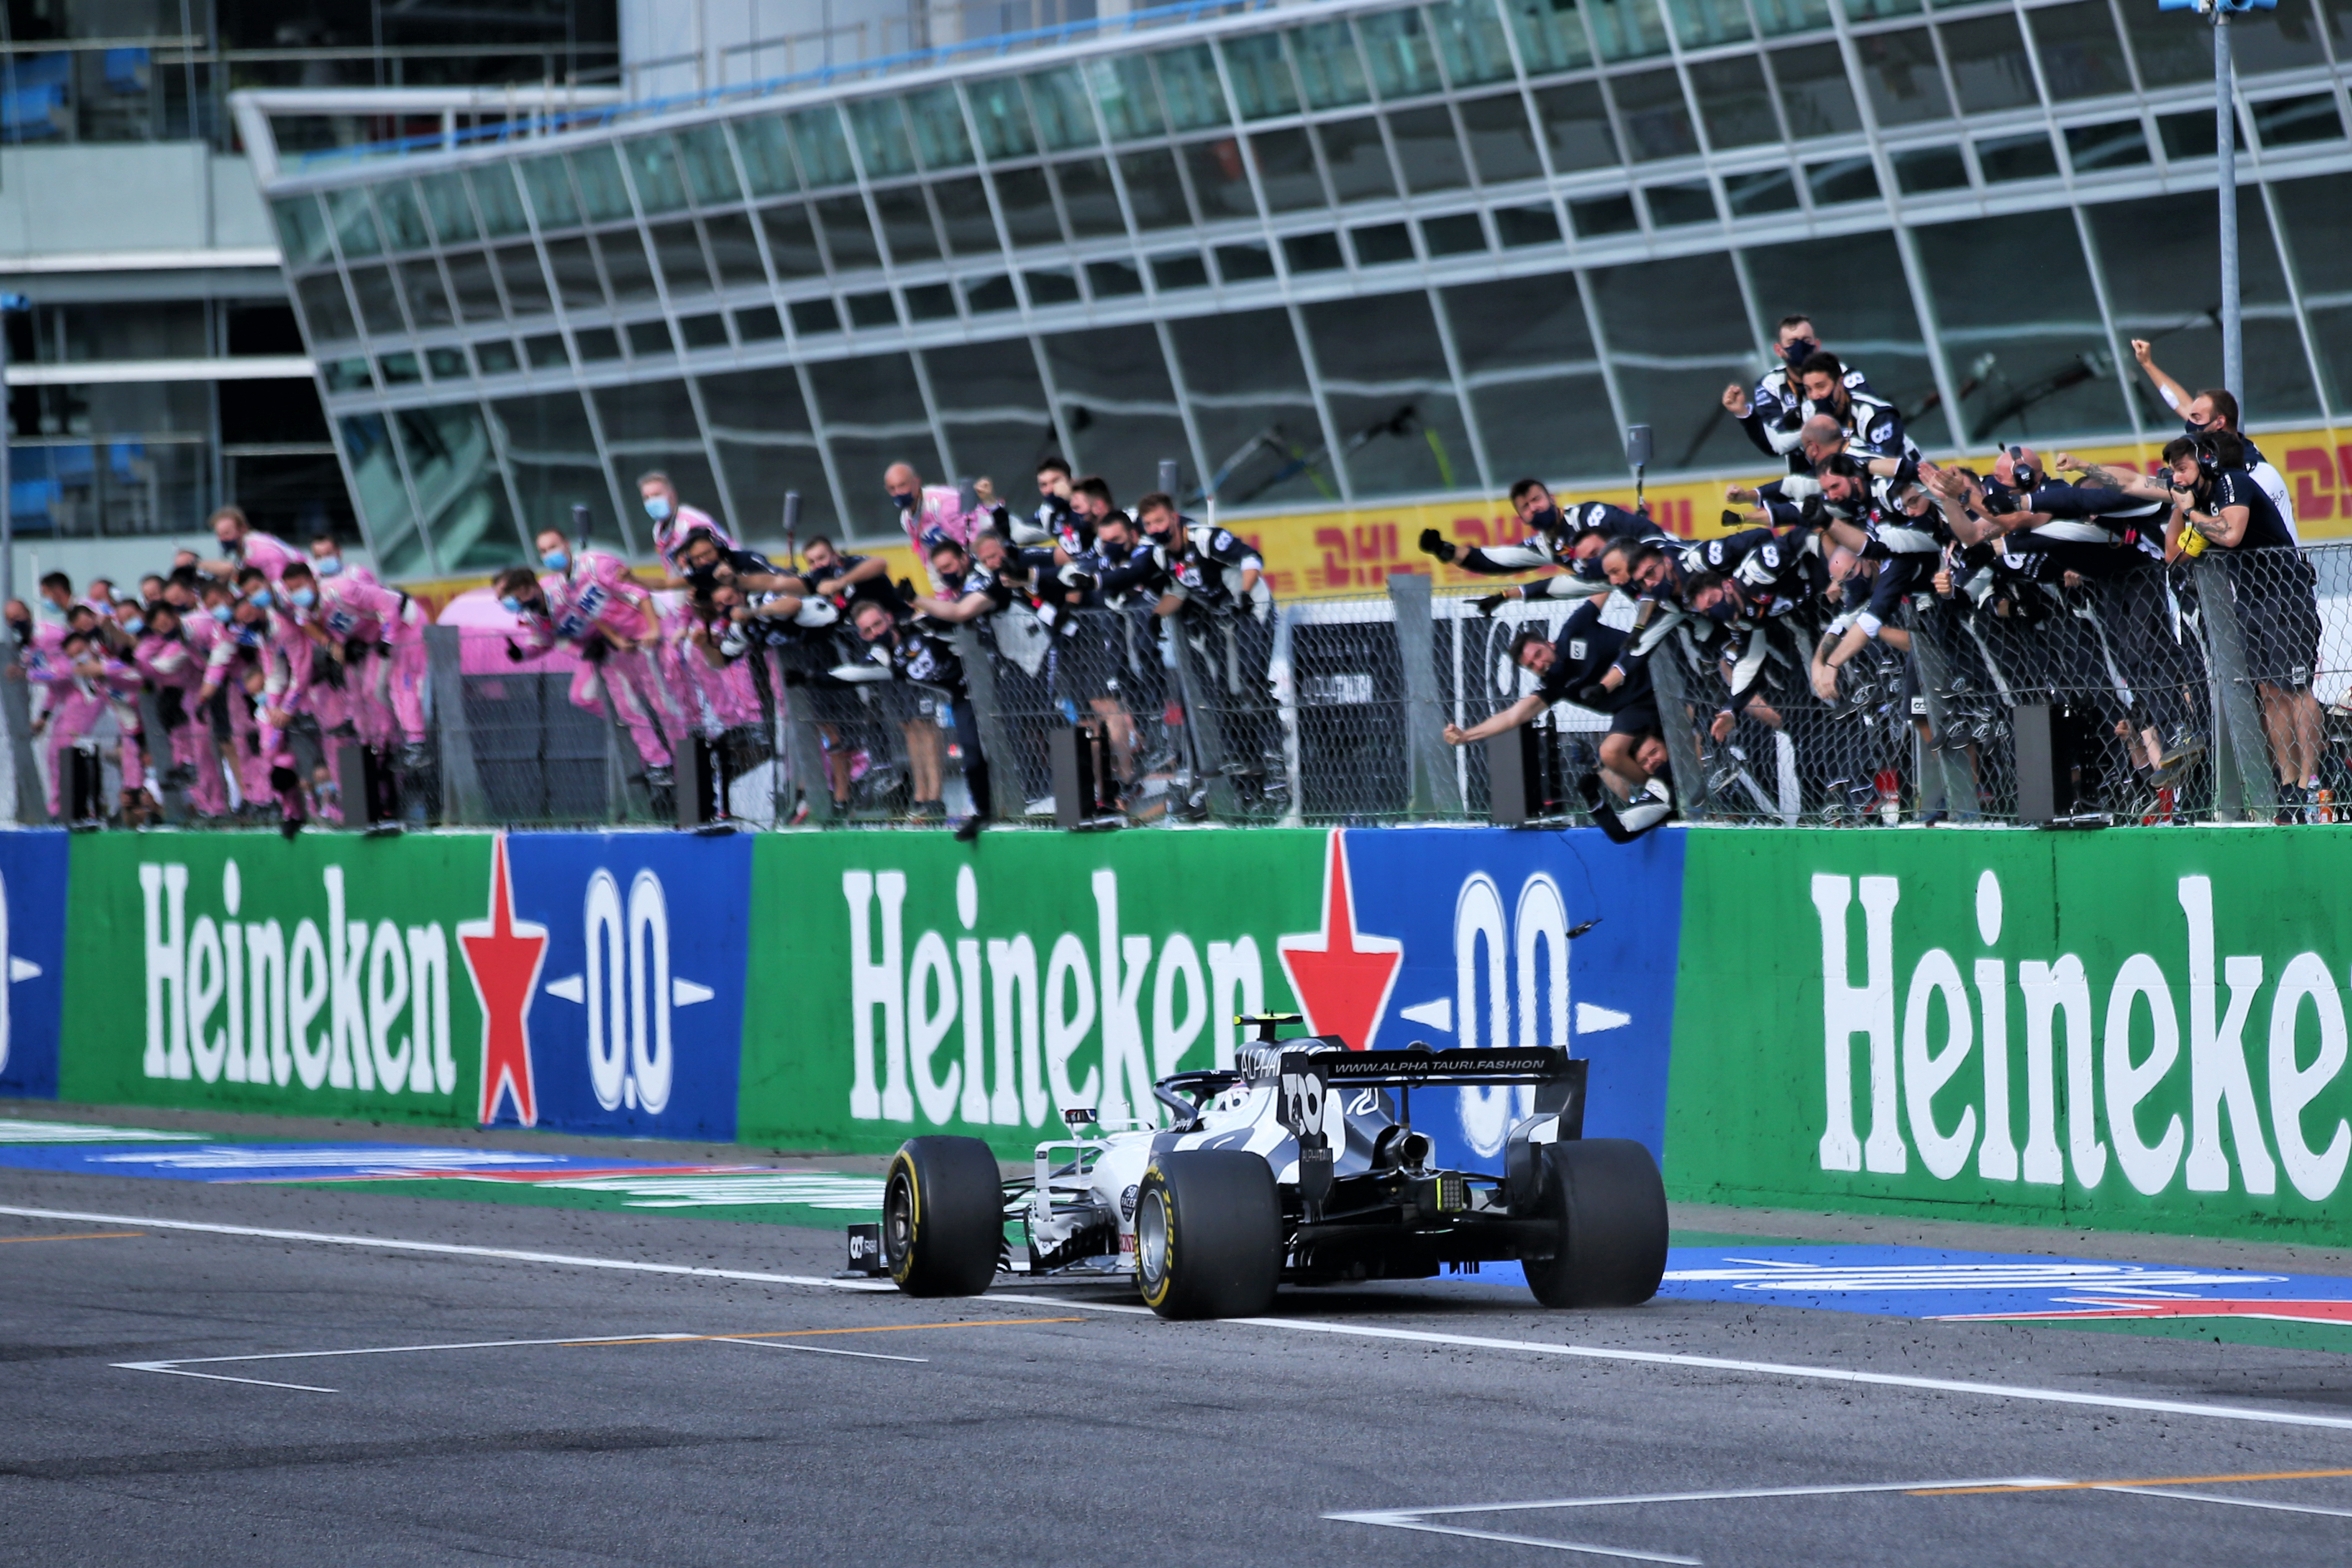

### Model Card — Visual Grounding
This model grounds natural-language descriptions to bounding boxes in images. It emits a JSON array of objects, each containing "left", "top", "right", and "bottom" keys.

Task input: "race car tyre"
[
  {"left": 884, "top": 1136, "right": 1003, "bottom": 1297},
  {"left": 1133, "top": 1151, "right": 1283, "bottom": 1320},
  {"left": 1523, "top": 1138, "right": 1668, "bottom": 1309}
]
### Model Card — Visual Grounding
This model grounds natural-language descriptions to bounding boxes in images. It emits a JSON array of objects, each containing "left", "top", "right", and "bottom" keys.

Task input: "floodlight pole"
[{"left": 2213, "top": 5, "right": 2242, "bottom": 400}]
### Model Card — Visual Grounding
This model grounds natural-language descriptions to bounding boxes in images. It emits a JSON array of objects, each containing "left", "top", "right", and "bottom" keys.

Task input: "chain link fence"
[{"left": 13, "top": 541, "right": 2352, "bottom": 830}]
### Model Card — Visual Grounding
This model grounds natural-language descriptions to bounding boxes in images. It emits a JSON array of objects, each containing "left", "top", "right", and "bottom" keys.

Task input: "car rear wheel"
[
  {"left": 1523, "top": 1138, "right": 1668, "bottom": 1308},
  {"left": 883, "top": 1135, "right": 1003, "bottom": 1297},
  {"left": 1133, "top": 1150, "right": 1284, "bottom": 1320}
]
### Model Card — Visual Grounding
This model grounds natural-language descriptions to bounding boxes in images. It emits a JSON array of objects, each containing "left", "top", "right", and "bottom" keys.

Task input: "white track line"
[
  {"left": 17, "top": 1201, "right": 2352, "bottom": 1434},
  {"left": 114, "top": 1364, "right": 339, "bottom": 1394},
  {"left": 715, "top": 1337, "right": 926, "bottom": 1364},
  {"left": 1333, "top": 1518, "right": 1700, "bottom": 1562},
  {"left": 2101, "top": 1485, "right": 2352, "bottom": 1520},
  {"left": 1332, "top": 1478, "right": 2055, "bottom": 1521}
]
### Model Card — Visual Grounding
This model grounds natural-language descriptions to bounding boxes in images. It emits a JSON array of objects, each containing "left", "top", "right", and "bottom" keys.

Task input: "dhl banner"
[{"left": 401, "top": 422, "right": 2352, "bottom": 611}]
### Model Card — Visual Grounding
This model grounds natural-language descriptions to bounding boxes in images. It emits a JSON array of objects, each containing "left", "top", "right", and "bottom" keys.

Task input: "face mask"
[
  {"left": 500, "top": 596, "right": 525, "bottom": 615},
  {"left": 209, "top": 604, "right": 233, "bottom": 623},
  {"left": 1781, "top": 336, "right": 1817, "bottom": 368},
  {"left": 123, "top": 617, "right": 145, "bottom": 636},
  {"left": 250, "top": 589, "right": 273, "bottom": 609},
  {"left": 542, "top": 549, "right": 570, "bottom": 572},
  {"left": 1530, "top": 505, "right": 1563, "bottom": 533},
  {"left": 315, "top": 556, "right": 343, "bottom": 576},
  {"left": 643, "top": 496, "right": 672, "bottom": 523},
  {"left": 891, "top": 491, "right": 917, "bottom": 512},
  {"left": 2184, "top": 415, "right": 2215, "bottom": 435},
  {"left": 1702, "top": 599, "right": 1739, "bottom": 624},
  {"left": 289, "top": 588, "right": 315, "bottom": 609}
]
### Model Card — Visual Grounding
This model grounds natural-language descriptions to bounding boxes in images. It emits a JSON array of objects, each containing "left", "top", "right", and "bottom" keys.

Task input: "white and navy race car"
[{"left": 856, "top": 1014, "right": 1667, "bottom": 1319}]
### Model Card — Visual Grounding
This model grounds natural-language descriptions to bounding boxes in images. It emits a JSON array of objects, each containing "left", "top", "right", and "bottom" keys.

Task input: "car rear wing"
[{"left": 1275, "top": 1044, "right": 1588, "bottom": 1149}]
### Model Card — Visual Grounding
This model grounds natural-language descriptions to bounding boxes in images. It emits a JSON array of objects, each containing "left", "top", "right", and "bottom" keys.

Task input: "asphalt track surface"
[{"left": 8, "top": 1110, "right": 2352, "bottom": 1565}]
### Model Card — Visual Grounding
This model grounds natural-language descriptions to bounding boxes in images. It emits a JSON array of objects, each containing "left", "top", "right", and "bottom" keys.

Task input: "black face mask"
[
  {"left": 1781, "top": 336, "right": 1818, "bottom": 368},
  {"left": 1529, "top": 505, "right": 1564, "bottom": 534},
  {"left": 891, "top": 491, "right": 917, "bottom": 512}
]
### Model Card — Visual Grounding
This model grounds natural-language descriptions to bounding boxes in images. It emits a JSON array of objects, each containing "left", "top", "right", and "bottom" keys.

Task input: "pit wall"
[{"left": 13, "top": 823, "right": 2352, "bottom": 1250}]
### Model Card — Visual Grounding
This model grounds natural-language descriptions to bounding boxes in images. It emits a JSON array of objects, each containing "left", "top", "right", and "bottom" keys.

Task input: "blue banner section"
[
  {"left": 0, "top": 829, "right": 68, "bottom": 1101},
  {"left": 499, "top": 832, "right": 754, "bottom": 1141},
  {"left": 1328, "top": 825, "right": 1685, "bottom": 1174}
]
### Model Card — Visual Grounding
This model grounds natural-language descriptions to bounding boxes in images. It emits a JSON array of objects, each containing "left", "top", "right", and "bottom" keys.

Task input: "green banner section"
[
  {"left": 1667, "top": 828, "right": 2352, "bottom": 1247},
  {"left": 739, "top": 831, "right": 1328, "bottom": 1158},
  {"left": 65, "top": 833, "right": 495, "bottom": 1126}
]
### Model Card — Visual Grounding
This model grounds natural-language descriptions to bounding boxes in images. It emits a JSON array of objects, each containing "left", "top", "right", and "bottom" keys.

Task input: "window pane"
[
  {"left": 2228, "top": 0, "right": 2327, "bottom": 74},
  {"left": 1612, "top": 69, "right": 1700, "bottom": 160},
  {"left": 760, "top": 203, "right": 824, "bottom": 276},
  {"left": 1184, "top": 139, "right": 1259, "bottom": 220},
  {"left": 521, "top": 155, "right": 581, "bottom": 229},
  {"left": 594, "top": 229, "right": 659, "bottom": 305},
  {"left": 1286, "top": 231, "right": 1347, "bottom": 272},
  {"left": 1359, "top": 9, "right": 1443, "bottom": 98},
  {"left": 790, "top": 108, "right": 858, "bottom": 186},
  {"left": 495, "top": 245, "right": 551, "bottom": 315},
  {"left": 374, "top": 181, "right": 431, "bottom": 251},
  {"left": 543, "top": 238, "right": 605, "bottom": 310},
  {"left": 294, "top": 274, "right": 356, "bottom": 343},
  {"left": 734, "top": 117, "right": 801, "bottom": 195},
  {"left": 1476, "top": 372, "right": 1619, "bottom": 480},
  {"left": 489, "top": 390, "right": 607, "bottom": 548},
  {"left": 848, "top": 98, "right": 917, "bottom": 177},
  {"left": 967, "top": 78, "right": 1037, "bottom": 160},
  {"left": 397, "top": 259, "right": 452, "bottom": 328},
  {"left": 1975, "top": 132, "right": 2057, "bottom": 182},
  {"left": 1353, "top": 221, "right": 1417, "bottom": 264},
  {"left": 1496, "top": 204, "right": 1564, "bottom": 244},
  {"left": 1915, "top": 213, "right": 2130, "bottom": 441},
  {"left": 1773, "top": 43, "right": 1861, "bottom": 137},
  {"left": 1318, "top": 117, "right": 1400, "bottom": 201},
  {"left": 2119, "top": 5, "right": 2209, "bottom": 88},
  {"left": 922, "top": 339, "right": 1054, "bottom": 419},
  {"left": 1025, "top": 67, "right": 1100, "bottom": 151},
  {"left": 394, "top": 403, "right": 523, "bottom": 574},
  {"left": 348, "top": 265, "right": 406, "bottom": 333},
  {"left": 340, "top": 414, "right": 428, "bottom": 579},
  {"left": 1844, "top": 0, "right": 1919, "bottom": 22},
  {"left": 1585, "top": 253, "right": 1757, "bottom": 467},
  {"left": 1293, "top": 20, "right": 1372, "bottom": 108},
  {"left": 623, "top": 136, "right": 689, "bottom": 213},
  {"left": 1754, "top": 0, "right": 1833, "bottom": 37},
  {"left": 1666, "top": 0, "right": 1751, "bottom": 49},
  {"left": 1222, "top": 33, "right": 1300, "bottom": 119},
  {"left": 1742, "top": 229, "right": 1947, "bottom": 446},
  {"left": 2066, "top": 120, "right": 2151, "bottom": 172},
  {"left": 651, "top": 221, "right": 714, "bottom": 296},
  {"left": 328, "top": 187, "right": 381, "bottom": 258},
  {"left": 1168, "top": 309, "right": 1328, "bottom": 505},
  {"left": 1644, "top": 181, "right": 1718, "bottom": 225},
  {"left": 1588, "top": 0, "right": 1673, "bottom": 59},
  {"left": 1118, "top": 147, "right": 1194, "bottom": 229},
  {"left": 931, "top": 176, "right": 1003, "bottom": 255},
  {"left": 704, "top": 211, "right": 765, "bottom": 288},
  {"left": 1534, "top": 81, "right": 1621, "bottom": 169},
  {"left": 873, "top": 187, "right": 943, "bottom": 263},
  {"left": 814, "top": 195, "right": 882, "bottom": 271},
  {"left": 1038, "top": 324, "right": 1191, "bottom": 495},
  {"left": 2272, "top": 171, "right": 2352, "bottom": 411},
  {"left": 993, "top": 166, "right": 1067, "bottom": 246},
  {"left": 445, "top": 251, "right": 503, "bottom": 323},
  {"left": 2253, "top": 92, "right": 2345, "bottom": 148},
  {"left": 1304, "top": 291, "right": 1474, "bottom": 496},
  {"left": 1436, "top": 0, "right": 1515, "bottom": 85},
  {"left": 1155, "top": 45, "right": 1230, "bottom": 131},
  {"left": 1892, "top": 145, "right": 1970, "bottom": 192},
  {"left": 459, "top": 165, "right": 523, "bottom": 239},
  {"left": 1458, "top": 93, "right": 1546, "bottom": 182},
  {"left": 1442, "top": 274, "right": 1599, "bottom": 378},
  {"left": 1248, "top": 129, "right": 1327, "bottom": 211},
  {"left": 594, "top": 379, "right": 717, "bottom": 549},
  {"left": 1727, "top": 168, "right": 1803, "bottom": 212},
  {"left": 1939, "top": 16, "right": 2037, "bottom": 114},
  {"left": 906, "top": 86, "right": 975, "bottom": 169},
  {"left": 2027, "top": 3, "right": 2133, "bottom": 102},
  {"left": 1857, "top": 30, "right": 1950, "bottom": 125},
  {"left": 1085, "top": 57, "right": 1166, "bottom": 140},
  {"left": 417, "top": 174, "right": 479, "bottom": 246},
  {"left": 676, "top": 125, "right": 741, "bottom": 205},
  {"left": 1806, "top": 155, "right": 1880, "bottom": 203},
  {"left": 572, "top": 146, "right": 634, "bottom": 222},
  {"left": 2085, "top": 194, "right": 2318, "bottom": 422},
  {"left": 274, "top": 194, "right": 331, "bottom": 268},
  {"left": 807, "top": 353, "right": 944, "bottom": 510},
  {"left": 1570, "top": 192, "right": 1640, "bottom": 236},
  {"left": 1690, "top": 57, "right": 1781, "bottom": 149},
  {"left": 1388, "top": 106, "right": 1471, "bottom": 192},
  {"left": 1509, "top": 0, "right": 1594, "bottom": 71},
  {"left": 696, "top": 366, "right": 837, "bottom": 546}
]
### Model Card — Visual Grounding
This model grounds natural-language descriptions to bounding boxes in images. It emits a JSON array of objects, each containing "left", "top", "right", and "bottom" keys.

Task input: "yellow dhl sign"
[{"left": 404, "top": 422, "right": 2351, "bottom": 610}]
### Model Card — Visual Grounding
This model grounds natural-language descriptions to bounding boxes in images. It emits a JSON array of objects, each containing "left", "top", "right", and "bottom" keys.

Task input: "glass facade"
[{"left": 262, "top": 0, "right": 2352, "bottom": 571}]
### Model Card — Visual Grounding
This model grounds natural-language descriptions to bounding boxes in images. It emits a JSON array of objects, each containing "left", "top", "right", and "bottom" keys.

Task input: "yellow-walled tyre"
[
  {"left": 1133, "top": 1150, "right": 1283, "bottom": 1320},
  {"left": 883, "top": 1136, "right": 1002, "bottom": 1297}
]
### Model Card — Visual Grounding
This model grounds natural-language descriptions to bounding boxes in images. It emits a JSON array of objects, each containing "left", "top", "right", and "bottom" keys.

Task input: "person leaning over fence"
[
  {"left": 786, "top": 598, "right": 990, "bottom": 841},
  {"left": 2129, "top": 343, "right": 2298, "bottom": 541},
  {"left": 638, "top": 470, "right": 734, "bottom": 579},
  {"left": 494, "top": 532, "right": 679, "bottom": 790},
  {"left": 1443, "top": 606, "right": 1667, "bottom": 801}
]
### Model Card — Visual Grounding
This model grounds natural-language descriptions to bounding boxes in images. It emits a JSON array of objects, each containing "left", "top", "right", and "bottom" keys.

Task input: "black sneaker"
[{"left": 953, "top": 815, "right": 984, "bottom": 843}]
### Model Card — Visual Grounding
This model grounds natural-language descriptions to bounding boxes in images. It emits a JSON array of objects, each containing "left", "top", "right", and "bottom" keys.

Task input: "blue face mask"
[
  {"left": 315, "top": 556, "right": 343, "bottom": 576},
  {"left": 541, "top": 549, "right": 570, "bottom": 572},
  {"left": 250, "top": 589, "right": 273, "bottom": 610},
  {"left": 643, "top": 496, "right": 672, "bottom": 522},
  {"left": 122, "top": 617, "right": 144, "bottom": 636},
  {"left": 289, "top": 587, "right": 316, "bottom": 609},
  {"left": 209, "top": 604, "right": 233, "bottom": 624},
  {"left": 500, "top": 595, "right": 525, "bottom": 615},
  {"left": 891, "top": 491, "right": 917, "bottom": 512}
]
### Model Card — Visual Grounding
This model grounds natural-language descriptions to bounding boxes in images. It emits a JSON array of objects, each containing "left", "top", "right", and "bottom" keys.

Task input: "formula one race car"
[{"left": 854, "top": 1015, "right": 1667, "bottom": 1319}]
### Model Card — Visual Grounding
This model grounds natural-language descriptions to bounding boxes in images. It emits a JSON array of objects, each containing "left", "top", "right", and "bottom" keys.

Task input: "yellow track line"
[
  {"left": 565, "top": 1316, "right": 1086, "bottom": 1348},
  {"left": 0, "top": 1230, "right": 143, "bottom": 1244},
  {"left": 1912, "top": 1467, "right": 2352, "bottom": 1497}
]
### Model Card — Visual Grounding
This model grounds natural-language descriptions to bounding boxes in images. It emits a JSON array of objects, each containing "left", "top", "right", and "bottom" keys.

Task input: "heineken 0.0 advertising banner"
[
  {"left": 0, "top": 828, "right": 69, "bottom": 1101},
  {"left": 1666, "top": 829, "right": 2352, "bottom": 1247}
]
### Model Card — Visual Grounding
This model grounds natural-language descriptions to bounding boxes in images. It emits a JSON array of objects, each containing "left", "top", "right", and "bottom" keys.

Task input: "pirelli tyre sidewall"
[
  {"left": 884, "top": 1136, "right": 1003, "bottom": 1297},
  {"left": 1134, "top": 1150, "right": 1284, "bottom": 1320},
  {"left": 1524, "top": 1137, "right": 1670, "bottom": 1309}
]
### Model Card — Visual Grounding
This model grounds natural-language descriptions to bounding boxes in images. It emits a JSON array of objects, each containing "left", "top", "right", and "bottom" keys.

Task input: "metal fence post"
[
  {"left": 1904, "top": 608, "right": 1975, "bottom": 818},
  {"left": 1385, "top": 573, "right": 1463, "bottom": 819},
  {"left": 953, "top": 624, "right": 1026, "bottom": 822},
  {"left": 1168, "top": 621, "right": 1237, "bottom": 818},
  {"left": 0, "top": 652, "right": 46, "bottom": 824},
  {"left": 1645, "top": 627, "right": 1710, "bottom": 821},
  {"left": 2189, "top": 556, "right": 2277, "bottom": 822},
  {"left": 424, "top": 626, "right": 486, "bottom": 825},
  {"left": 1268, "top": 606, "right": 1303, "bottom": 827}
]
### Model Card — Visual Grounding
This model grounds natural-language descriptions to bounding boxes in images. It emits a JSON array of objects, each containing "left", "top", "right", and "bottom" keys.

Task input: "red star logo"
[
  {"left": 1942, "top": 1297, "right": 2352, "bottom": 1326},
  {"left": 458, "top": 835, "right": 549, "bottom": 1127},
  {"left": 1277, "top": 832, "right": 1402, "bottom": 1050}
]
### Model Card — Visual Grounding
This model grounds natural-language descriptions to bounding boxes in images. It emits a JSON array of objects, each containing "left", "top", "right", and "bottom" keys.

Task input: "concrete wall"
[{"left": 0, "top": 145, "right": 274, "bottom": 258}]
